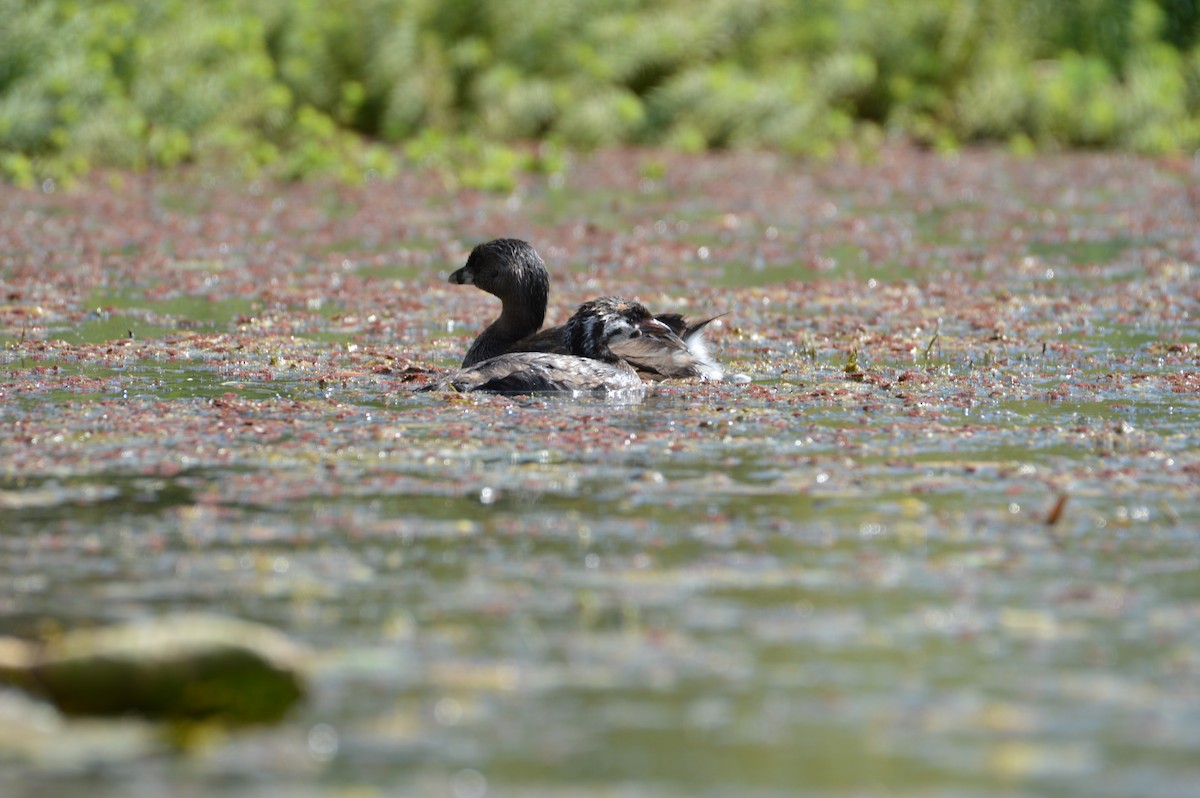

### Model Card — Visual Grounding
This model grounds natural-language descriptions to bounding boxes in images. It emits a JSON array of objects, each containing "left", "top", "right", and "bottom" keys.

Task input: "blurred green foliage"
[{"left": 1, "top": 0, "right": 1197, "bottom": 186}]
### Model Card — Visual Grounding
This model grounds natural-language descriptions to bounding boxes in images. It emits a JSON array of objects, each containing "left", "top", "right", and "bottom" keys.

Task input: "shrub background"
[{"left": 2, "top": 0, "right": 1198, "bottom": 185}]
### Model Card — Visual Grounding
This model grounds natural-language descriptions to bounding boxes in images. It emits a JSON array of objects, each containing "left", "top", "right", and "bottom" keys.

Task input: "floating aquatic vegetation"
[{"left": 0, "top": 146, "right": 1198, "bottom": 796}]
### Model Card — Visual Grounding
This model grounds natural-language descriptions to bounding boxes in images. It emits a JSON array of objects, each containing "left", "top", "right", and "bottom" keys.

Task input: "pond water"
[{"left": 1, "top": 148, "right": 1199, "bottom": 797}]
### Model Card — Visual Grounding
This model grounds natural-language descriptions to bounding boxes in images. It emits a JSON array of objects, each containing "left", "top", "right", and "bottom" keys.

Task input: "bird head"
[
  {"left": 563, "top": 297, "right": 670, "bottom": 361},
  {"left": 448, "top": 238, "right": 549, "bottom": 310}
]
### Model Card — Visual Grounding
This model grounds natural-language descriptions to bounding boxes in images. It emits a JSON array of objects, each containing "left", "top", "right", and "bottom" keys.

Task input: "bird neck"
[
  {"left": 492, "top": 269, "right": 548, "bottom": 335},
  {"left": 494, "top": 299, "right": 544, "bottom": 340}
]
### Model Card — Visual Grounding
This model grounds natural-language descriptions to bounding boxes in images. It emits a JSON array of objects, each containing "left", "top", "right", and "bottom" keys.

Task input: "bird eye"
[{"left": 604, "top": 321, "right": 638, "bottom": 342}]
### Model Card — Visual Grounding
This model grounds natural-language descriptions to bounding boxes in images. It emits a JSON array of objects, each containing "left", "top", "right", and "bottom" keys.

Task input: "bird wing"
[
  {"left": 610, "top": 320, "right": 724, "bottom": 381},
  {"left": 508, "top": 314, "right": 726, "bottom": 381},
  {"left": 435, "top": 353, "right": 640, "bottom": 395}
]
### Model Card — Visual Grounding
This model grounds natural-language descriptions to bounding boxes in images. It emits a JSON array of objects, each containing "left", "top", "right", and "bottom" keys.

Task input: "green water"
[
  {"left": 2, "top": 158, "right": 1199, "bottom": 798},
  {"left": 4, "top": 335, "right": 1198, "bottom": 797}
]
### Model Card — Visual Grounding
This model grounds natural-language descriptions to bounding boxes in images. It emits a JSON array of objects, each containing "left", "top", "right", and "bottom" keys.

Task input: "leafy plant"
[{"left": 1, "top": 0, "right": 1198, "bottom": 185}]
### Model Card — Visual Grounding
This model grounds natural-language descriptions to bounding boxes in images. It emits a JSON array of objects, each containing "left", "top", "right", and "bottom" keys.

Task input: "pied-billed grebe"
[
  {"left": 449, "top": 238, "right": 724, "bottom": 380},
  {"left": 420, "top": 297, "right": 674, "bottom": 395}
]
